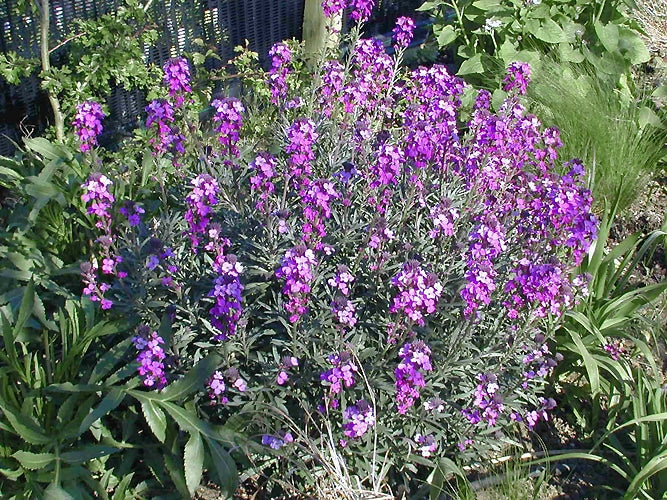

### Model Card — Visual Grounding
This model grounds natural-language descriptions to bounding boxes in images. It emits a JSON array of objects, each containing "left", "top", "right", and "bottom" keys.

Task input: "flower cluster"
[
  {"left": 414, "top": 433, "right": 437, "bottom": 457},
  {"left": 73, "top": 101, "right": 105, "bottom": 152},
  {"left": 133, "top": 327, "right": 168, "bottom": 389},
  {"left": 343, "top": 400, "right": 375, "bottom": 438},
  {"left": 211, "top": 97, "right": 245, "bottom": 157},
  {"left": 390, "top": 261, "right": 443, "bottom": 326},
  {"left": 119, "top": 200, "right": 145, "bottom": 227},
  {"left": 285, "top": 118, "right": 318, "bottom": 182},
  {"left": 503, "top": 61, "right": 531, "bottom": 95},
  {"left": 275, "top": 245, "right": 318, "bottom": 323},
  {"left": 348, "top": 0, "right": 375, "bottom": 22},
  {"left": 145, "top": 99, "right": 185, "bottom": 156},
  {"left": 268, "top": 42, "right": 291, "bottom": 104},
  {"left": 163, "top": 57, "right": 191, "bottom": 106},
  {"left": 207, "top": 367, "right": 248, "bottom": 404},
  {"left": 277, "top": 356, "right": 299, "bottom": 385},
  {"left": 249, "top": 152, "right": 277, "bottom": 213},
  {"left": 395, "top": 341, "right": 432, "bottom": 414},
  {"left": 463, "top": 373, "right": 504, "bottom": 426},
  {"left": 321, "top": 0, "right": 346, "bottom": 17},
  {"left": 321, "top": 351, "right": 359, "bottom": 395},
  {"left": 81, "top": 173, "right": 122, "bottom": 309},
  {"left": 300, "top": 179, "right": 340, "bottom": 246},
  {"left": 521, "top": 334, "right": 562, "bottom": 387},
  {"left": 393, "top": 16, "right": 416, "bottom": 50},
  {"left": 209, "top": 254, "right": 244, "bottom": 341},
  {"left": 262, "top": 430, "right": 294, "bottom": 450},
  {"left": 428, "top": 199, "right": 460, "bottom": 238},
  {"left": 524, "top": 397, "right": 556, "bottom": 429},
  {"left": 328, "top": 266, "right": 355, "bottom": 296},
  {"left": 184, "top": 174, "right": 219, "bottom": 249}
]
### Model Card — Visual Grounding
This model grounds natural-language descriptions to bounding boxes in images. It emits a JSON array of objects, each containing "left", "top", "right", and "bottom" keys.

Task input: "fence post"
[
  {"left": 302, "top": 0, "right": 341, "bottom": 62},
  {"left": 39, "top": 0, "right": 64, "bottom": 142}
]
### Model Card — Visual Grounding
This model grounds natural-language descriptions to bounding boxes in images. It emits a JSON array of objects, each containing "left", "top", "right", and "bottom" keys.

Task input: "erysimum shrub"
[{"left": 73, "top": 6, "right": 598, "bottom": 494}]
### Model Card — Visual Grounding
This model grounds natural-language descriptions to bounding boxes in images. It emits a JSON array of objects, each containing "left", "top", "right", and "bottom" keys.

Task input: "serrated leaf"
[
  {"left": 184, "top": 432, "right": 204, "bottom": 496},
  {"left": 60, "top": 445, "right": 119, "bottom": 464},
  {"left": 0, "top": 398, "right": 52, "bottom": 445},
  {"left": 205, "top": 437, "right": 238, "bottom": 497},
  {"left": 12, "top": 450, "right": 55, "bottom": 470},
  {"left": 44, "top": 482, "right": 75, "bottom": 500},
  {"left": 78, "top": 389, "right": 125, "bottom": 436},
  {"left": 139, "top": 398, "right": 167, "bottom": 442},
  {"left": 155, "top": 352, "right": 222, "bottom": 402}
]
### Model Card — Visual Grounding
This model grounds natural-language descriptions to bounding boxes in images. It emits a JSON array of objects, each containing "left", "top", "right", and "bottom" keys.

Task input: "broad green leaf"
[
  {"left": 472, "top": 0, "right": 501, "bottom": 10},
  {"left": 44, "top": 482, "right": 75, "bottom": 500},
  {"left": 653, "top": 86, "right": 667, "bottom": 98},
  {"left": 78, "top": 389, "right": 125, "bottom": 437},
  {"left": 435, "top": 25, "right": 457, "bottom": 47},
  {"left": 0, "top": 399, "right": 52, "bottom": 445},
  {"left": 155, "top": 352, "right": 222, "bottom": 402},
  {"left": 139, "top": 398, "right": 167, "bottom": 443},
  {"left": 23, "top": 138, "right": 65, "bottom": 161},
  {"left": 594, "top": 21, "right": 619, "bottom": 52},
  {"left": 184, "top": 432, "right": 204, "bottom": 496},
  {"left": 531, "top": 19, "right": 565, "bottom": 44},
  {"left": 638, "top": 106, "right": 662, "bottom": 129},
  {"left": 457, "top": 54, "right": 484, "bottom": 75},
  {"left": 12, "top": 450, "right": 55, "bottom": 469},
  {"left": 558, "top": 42, "right": 585, "bottom": 63},
  {"left": 60, "top": 445, "right": 119, "bottom": 464},
  {"left": 618, "top": 27, "right": 649, "bottom": 65},
  {"left": 205, "top": 437, "right": 238, "bottom": 497}
]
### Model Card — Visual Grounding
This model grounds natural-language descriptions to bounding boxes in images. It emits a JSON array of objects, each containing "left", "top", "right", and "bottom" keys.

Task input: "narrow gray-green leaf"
[{"left": 184, "top": 432, "right": 204, "bottom": 496}]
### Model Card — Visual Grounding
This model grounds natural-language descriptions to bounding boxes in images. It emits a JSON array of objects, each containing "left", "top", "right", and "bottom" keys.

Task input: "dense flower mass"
[
  {"left": 163, "top": 57, "right": 191, "bottom": 105},
  {"left": 268, "top": 42, "right": 291, "bottom": 104},
  {"left": 395, "top": 341, "right": 432, "bottom": 413},
  {"left": 211, "top": 97, "right": 245, "bottom": 156},
  {"left": 133, "top": 327, "right": 168, "bottom": 389},
  {"left": 390, "top": 261, "right": 443, "bottom": 326},
  {"left": 275, "top": 245, "right": 318, "bottom": 323},
  {"left": 145, "top": 99, "right": 185, "bottom": 156},
  {"left": 73, "top": 101, "right": 105, "bottom": 152},
  {"left": 321, "top": 351, "right": 359, "bottom": 395},
  {"left": 343, "top": 400, "right": 375, "bottom": 438},
  {"left": 463, "top": 373, "right": 504, "bottom": 426},
  {"left": 184, "top": 174, "right": 220, "bottom": 249},
  {"left": 209, "top": 254, "right": 244, "bottom": 340},
  {"left": 286, "top": 118, "right": 318, "bottom": 182},
  {"left": 393, "top": 16, "right": 416, "bottom": 49}
]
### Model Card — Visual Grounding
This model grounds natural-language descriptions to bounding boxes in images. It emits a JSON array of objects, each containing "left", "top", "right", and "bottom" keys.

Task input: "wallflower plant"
[{"left": 74, "top": 2, "right": 598, "bottom": 494}]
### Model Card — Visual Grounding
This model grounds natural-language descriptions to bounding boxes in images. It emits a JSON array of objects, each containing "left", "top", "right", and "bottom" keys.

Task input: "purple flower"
[
  {"left": 328, "top": 265, "right": 355, "bottom": 296},
  {"left": 211, "top": 97, "right": 245, "bottom": 157},
  {"left": 503, "top": 61, "right": 531, "bottom": 95},
  {"left": 349, "top": 0, "right": 375, "bottom": 22},
  {"left": 463, "top": 373, "right": 505, "bottom": 427},
  {"left": 275, "top": 245, "right": 318, "bottom": 323},
  {"left": 184, "top": 174, "right": 220, "bottom": 249},
  {"left": 262, "top": 430, "right": 294, "bottom": 450},
  {"left": 132, "top": 328, "right": 168, "bottom": 389},
  {"left": 414, "top": 433, "right": 437, "bottom": 457},
  {"left": 393, "top": 16, "right": 416, "bottom": 50},
  {"left": 73, "top": 101, "right": 105, "bottom": 152},
  {"left": 119, "top": 200, "right": 145, "bottom": 226},
  {"left": 343, "top": 400, "right": 375, "bottom": 439},
  {"left": 395, "top": 340, "right": 432, "bottom": 413},
  {"left": 145, "top": 99, "right": 185, "bottom": 156},
  {"left": 163, "top": 57, "right": 192, "bottom": 106},
  {"left": 268, "top": 42, "right": 292, "bottom": 104},
  {"left": 285, "top": 118, "right": 318, "bottom": 182},
  {"left": 208, "top": 254, "right": 244, "bottom": 341},
  {"left": 390, "top": 261, "right": 442, "bottom": 326},
  {"left": 320, "top": 351, "right": 359, "bottom": 395},
  {"left": 321, "top": 0, "right": 347, "bottom": 17}
]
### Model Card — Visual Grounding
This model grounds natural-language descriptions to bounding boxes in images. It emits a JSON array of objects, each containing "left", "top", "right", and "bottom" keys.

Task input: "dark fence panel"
[{"left": 0, "top": 0, "right": 305, "bottom": 155}]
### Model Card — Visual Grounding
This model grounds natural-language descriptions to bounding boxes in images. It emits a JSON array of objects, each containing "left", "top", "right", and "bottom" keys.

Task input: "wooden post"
[
  {"left": 302, "top": 0, "right": 341, "bottom": 62},
  {"left": 39, "top": 0, "right": 64, "bottom": 142}
]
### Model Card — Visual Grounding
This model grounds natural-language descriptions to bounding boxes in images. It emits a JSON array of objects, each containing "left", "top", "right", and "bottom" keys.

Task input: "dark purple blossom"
[
  {"left": 390, "top": 261, "right": 442, "bottom": 326},
  {"left": 275, "top": 245, "right": 318, "bottom": 323},
  {"left": 320, "top": 351, "right": 358, "bottom": 395},
  {"left": 211, "top": 97, "right": 245, "bottom": 156},
  {"left": 163, "top": 57, "right": 191, "bottom": 106},
  {"left": 132, "top": 327, "right": 168, "bottom": 389},
  {"left": 502, "top": 61, "right": 531, "bottom": 95},
  {"left": 343, "top": 400, "right": 375, "bottom": 438},
  {"left": 395, "top": 340, "right": 432, "bottom": 413},
  {"left": 393, "top": 16, "right": 416, "bottom": 50},
  {"left": 184, "top": 174, "right": 219, "bottom": 249},
  {"left": 73, "top": 101, "right": 105, "bottom": 152},
  {"left": 268, "top": 42, "right": 292, "bottom": 104}
]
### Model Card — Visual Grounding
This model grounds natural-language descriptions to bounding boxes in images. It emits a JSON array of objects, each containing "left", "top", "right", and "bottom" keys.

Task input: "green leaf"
[
  {"left": 472, "top": 0, "right": 501, "bottom": 10},
  {"left": 594, "top": 21, "right": 619, "bottom": 52},
  {"left": 88, "top": 337, "right": 133, "bottom": 384},
  {"left": 184, "top": 432, "right": 204, "bottom": 496},
  {"left": 155, "top": 352, "right": 222, "bottom": 402},
  {"left": 205, "top": 437, "right": 238, "bottom": 497},
  {"left": 567, "top": 327, "right": 601, "bottom": 396},
  {"left": 14, "top": 278, "right": 35, "bottom": 339},
  {"left": 531, "top": 19, "right": 566, "bottom": 44},
  {"left": 78, "top": 389, "right": 125, "bottom": 436},
  {"left": 60, "top": 445, "right": 119, "bottom": 464},
  {"left": 12, "top": 450, "right": 55, "bottom": 470},
  {"left": 618, "top": 27, "right": 649, "bottom": 65},
  {"left": 435, "top": 25, "right": 457, "bottom": 47},
  {"left": 638, "top": 106, "right": 662, "bottom": 129},
  {"left": 558, "top": 42, "right": 585, "bottom": 63},
  {"left": 0, "top": 398, "right": 52, "bottom": 445},
  {"left": 457, "top": 54, "right": 484, "bottom": 75},
  {"left": 44, "top": 482, "right": 75, "bottom": 500},
  {"left": 139, "top": 398, "right": 167, "bottom": 443},
  {"left": 23, "top": 138, "right": 66, "bottom": 161},
  {"left": 652, "top": 85, "right": 667, "bottom": 98}
]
